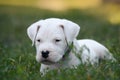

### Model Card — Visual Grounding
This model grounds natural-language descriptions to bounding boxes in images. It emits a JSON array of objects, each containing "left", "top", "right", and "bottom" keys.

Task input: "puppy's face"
[
  {"left": 35, "top": 24, "right": 67, "bottom": 64},
  {"left": 27, "top": 18, "right": 80, "bottom": 65}
]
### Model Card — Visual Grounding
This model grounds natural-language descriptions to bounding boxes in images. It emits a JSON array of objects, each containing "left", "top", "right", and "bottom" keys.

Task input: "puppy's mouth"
[{"left": 41, "top": 60, "right": 56, "bottom": 65}]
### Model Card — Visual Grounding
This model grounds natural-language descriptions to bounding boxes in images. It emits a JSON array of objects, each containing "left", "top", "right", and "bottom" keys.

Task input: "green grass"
[{"left": 0, "top": 5, "right": 120, "bottom": 80}]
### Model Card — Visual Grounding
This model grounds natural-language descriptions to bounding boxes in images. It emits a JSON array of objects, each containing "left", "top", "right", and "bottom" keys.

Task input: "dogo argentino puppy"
[{"left": 27, "top": 18, "right": 116, "bottom": 74}]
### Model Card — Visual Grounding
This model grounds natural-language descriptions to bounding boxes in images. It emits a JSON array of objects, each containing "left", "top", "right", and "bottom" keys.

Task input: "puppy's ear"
[
  {"left": 27, "top": 23, "right": 40, "bottom": 46},
  {"left": 61, "top": 19, "right": 80, "bottom": 44}
]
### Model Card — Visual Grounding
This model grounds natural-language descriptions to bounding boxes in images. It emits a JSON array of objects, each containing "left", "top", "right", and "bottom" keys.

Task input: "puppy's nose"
[{"left": 41, "top": 50, "right": 49, "bottom": 58}]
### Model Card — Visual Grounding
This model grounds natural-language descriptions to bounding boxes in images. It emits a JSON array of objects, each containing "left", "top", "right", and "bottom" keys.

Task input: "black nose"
[{"left": 41, "top": 51, "right": 49, "bottom": 58}]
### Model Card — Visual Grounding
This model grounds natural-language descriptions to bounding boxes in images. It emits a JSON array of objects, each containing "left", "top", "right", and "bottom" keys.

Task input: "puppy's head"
[{"left": 27, "top": 18, "right": 80, "bottom": 65}]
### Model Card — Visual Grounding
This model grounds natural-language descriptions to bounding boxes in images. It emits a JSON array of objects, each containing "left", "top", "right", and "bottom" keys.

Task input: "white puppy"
[{"left": 27, "top": 18, "right": 116, "bottom": 74}]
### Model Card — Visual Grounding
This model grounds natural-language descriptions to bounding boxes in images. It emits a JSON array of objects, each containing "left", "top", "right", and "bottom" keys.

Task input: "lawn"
[{"left": 0, "top": 5, "right": 120, "bottom": 80}]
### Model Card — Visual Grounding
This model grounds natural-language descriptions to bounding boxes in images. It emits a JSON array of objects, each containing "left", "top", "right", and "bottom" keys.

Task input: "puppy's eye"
[
  {"left": 55, "top": 39, "right": 61, "bottom": 42},
  {"left": 37, "top": 39, "right": 41, "bottom": 42}
]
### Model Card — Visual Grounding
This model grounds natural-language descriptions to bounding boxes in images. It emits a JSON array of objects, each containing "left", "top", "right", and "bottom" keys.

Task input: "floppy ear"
[
  {"left": 27, "top": 23, "right": 40, "bottom": 46},
  {"left": 61, "top": 19, "right": 80, "bottom": 44}
]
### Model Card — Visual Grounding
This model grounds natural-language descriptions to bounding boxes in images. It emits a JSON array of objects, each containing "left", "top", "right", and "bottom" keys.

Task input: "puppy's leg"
[
  {"left": 103, "top": 50, "right": 116, "bottom": 62},
  {"left": 40, "top": 64, "right": 49, "bottom": 75}
]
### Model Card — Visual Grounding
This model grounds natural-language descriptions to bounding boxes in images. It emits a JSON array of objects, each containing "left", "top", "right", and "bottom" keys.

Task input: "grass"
[{"left": 0, "top": 5, "right": 120, "bottom": 80}]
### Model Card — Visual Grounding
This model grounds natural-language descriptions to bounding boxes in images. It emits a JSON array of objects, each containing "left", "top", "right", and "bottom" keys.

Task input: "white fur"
[{"left": 27, "top": 18, "right": 116, "bottom": 74}]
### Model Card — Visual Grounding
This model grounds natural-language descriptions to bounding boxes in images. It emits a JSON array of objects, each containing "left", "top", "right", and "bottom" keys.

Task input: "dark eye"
[
  {"left": 37, "top": 39, "right": 41, "bottom": 42},
  {"left": 55, "top": 39, "right": 61, "bottom": 42}
]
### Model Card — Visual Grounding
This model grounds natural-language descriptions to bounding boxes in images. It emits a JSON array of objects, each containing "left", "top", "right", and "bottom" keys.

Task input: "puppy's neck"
[
  {"left": 60, "top": 51, "right": 81, "bottom": 68},
  {"left": 58, "top": 40, "right": 81, "bottom": 68}
]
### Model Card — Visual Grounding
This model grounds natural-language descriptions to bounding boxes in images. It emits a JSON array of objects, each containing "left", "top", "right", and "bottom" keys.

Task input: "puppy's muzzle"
[{"left": 41, "top": 50, "right": 49, "bottom": 58}]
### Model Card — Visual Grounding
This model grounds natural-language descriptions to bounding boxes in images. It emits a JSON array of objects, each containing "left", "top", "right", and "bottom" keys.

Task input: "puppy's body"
[{"left": 27, "top": 18, "right": 116, "bottom": 74}]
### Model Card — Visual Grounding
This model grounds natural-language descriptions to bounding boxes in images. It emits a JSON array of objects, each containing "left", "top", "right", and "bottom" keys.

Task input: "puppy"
[{"left": 27, "top": 18, "right": 116, "bottom": 74}]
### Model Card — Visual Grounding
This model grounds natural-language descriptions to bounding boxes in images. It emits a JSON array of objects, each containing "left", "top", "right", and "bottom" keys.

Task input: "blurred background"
[
  {"left": 0, "top": 0, "right": 120, "bottom": 24},
  {"left": 0, "top": 0, "right": 120, "bottom": 80}
]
